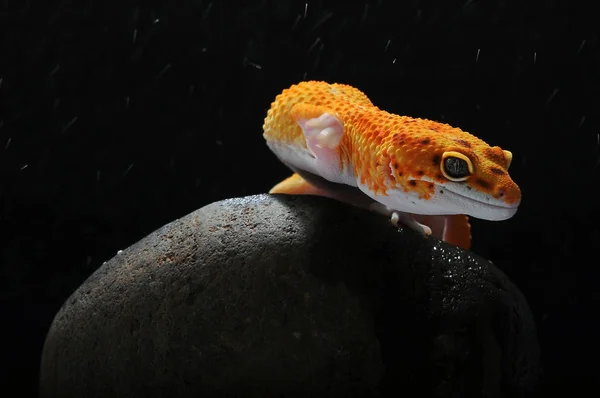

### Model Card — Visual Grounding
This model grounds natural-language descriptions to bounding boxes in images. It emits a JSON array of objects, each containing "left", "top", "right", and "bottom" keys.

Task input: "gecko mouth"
[
  {"left": 433, "top": 182, "right": 519, "bottom": 221},
  {"left": 440, "top": 183, "right": 519, "bottom": 209}
]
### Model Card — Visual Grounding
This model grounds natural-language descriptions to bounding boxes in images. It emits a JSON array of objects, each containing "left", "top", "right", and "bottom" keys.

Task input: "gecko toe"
[{"left": 390, "top": 211, "right": 431, "bottom": 236}]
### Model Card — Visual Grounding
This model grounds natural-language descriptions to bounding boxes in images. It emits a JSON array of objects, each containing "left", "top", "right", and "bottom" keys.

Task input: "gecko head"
[{"left": 385, "top": 121, "right": 521, "bottom": 221}]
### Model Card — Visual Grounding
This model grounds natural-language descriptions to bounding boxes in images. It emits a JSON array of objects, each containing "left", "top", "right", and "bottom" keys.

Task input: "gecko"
[{"left": 262, "top": 81, "right": 521, "bottom": 250}]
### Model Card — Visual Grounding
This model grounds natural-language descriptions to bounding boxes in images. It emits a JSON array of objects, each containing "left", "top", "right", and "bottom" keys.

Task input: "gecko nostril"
[{"left": 498, "top": 189, "right": 505, "bottom": 198}]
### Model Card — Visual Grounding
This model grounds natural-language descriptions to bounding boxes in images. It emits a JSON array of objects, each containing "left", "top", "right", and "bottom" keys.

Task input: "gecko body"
[{"left": 262, "top": 81, "right": 521, "bottom": 249}]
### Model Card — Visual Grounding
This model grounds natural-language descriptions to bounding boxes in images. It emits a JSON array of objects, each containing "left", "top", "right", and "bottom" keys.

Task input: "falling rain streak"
[
  {"left": 157, "top": 64, "right": 171, "bottom": 78},
  {"left": 62, "top": 116, "right": 78, "bottom": 133},
  {"left": 292, "top": 14, "right": 301, "bottom": 31},
  {"left": 122, "top": 164, "right": 134, "bottom": 177},
  {"left": 314, "top": 43, "right": 324, "bottom": 69},
  {"left": 577, "top": 39, "right": 586, "bottom": 55},
  {"left": 308, "top": 12, "right": 332, "bottom": 33},
  {"left": 50, "top": 64, "right": 60, "bottom": 76},
  {"left": 308, "top": 37, "right": 320, "bottom": 52},
  {"left": 246, "top": 60, "right": 262, "bottom": 69},
  {"left": 476, "top": 48, "right": 480, "bottom": 62},
  {"left": 545, "top": 88, "right": 559, "bottom": 106},
  {"left": 595, "top": 137, "right": 600, "bottom": 170},
  {"left": 360, "top": 4, "right": 369, "bottom": 29}
]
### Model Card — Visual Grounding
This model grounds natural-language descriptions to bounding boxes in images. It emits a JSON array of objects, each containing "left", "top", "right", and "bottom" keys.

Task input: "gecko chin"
[
  {"left": 437, "top": 183, "right": 520, "bottom": 221},
  {"left": 357, "top": 178, "right": 520, "bottom": 222}
]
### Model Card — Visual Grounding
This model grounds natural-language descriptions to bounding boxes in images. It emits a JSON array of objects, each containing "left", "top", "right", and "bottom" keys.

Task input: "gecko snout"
[{"left": 495, "top": 181, "right": 521, "bottom": 206}]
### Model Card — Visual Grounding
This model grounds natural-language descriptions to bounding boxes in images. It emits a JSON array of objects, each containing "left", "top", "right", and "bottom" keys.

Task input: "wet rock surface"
[{"left": 40, "top": 194, "right": 539, "bottom": 397}]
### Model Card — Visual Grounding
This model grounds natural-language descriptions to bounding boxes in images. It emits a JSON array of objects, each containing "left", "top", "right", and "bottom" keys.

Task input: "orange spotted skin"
[{"left": 263, "top": 81, "right": 520, "bottom": 206}]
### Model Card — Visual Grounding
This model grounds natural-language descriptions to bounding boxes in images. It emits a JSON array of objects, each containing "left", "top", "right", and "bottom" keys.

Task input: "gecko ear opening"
[
  {"left": 440, "top": 151, "right": 473, "bottom": 182},
  {"left": 503, "top": 150, "right": 513, "bottom": 169}
]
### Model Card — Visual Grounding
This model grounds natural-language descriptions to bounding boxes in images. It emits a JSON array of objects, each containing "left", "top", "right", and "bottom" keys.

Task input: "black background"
[{"left": 1, "top": 0, "right": 599, "bottom": 396}]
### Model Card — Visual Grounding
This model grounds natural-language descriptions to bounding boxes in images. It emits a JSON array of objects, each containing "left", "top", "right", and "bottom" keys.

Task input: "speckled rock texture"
[{"left": 39, "top": 194, "right": 539, "bottom": 398}]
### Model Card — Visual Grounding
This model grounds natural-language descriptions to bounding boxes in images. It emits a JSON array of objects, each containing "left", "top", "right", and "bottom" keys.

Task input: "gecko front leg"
[
  {"left": 365, "top": 201, "right": 432, "bottom": 236},
  {"left": 390, "top": 211, "right": 432, "bottom": 236}
]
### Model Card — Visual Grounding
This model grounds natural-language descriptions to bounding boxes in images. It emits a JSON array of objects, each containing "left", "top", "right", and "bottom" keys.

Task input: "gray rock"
[{"left": 40, "top": 194, "right": 539, "bottom": 397}]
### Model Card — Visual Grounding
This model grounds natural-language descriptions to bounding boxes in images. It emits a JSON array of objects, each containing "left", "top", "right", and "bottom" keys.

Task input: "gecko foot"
[{"left": 390, "top": 211, "right": 432, "bottom": 236}]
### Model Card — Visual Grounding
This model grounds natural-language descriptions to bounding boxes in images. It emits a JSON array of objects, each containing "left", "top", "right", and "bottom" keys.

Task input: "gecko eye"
[{"left": 440, "top": 151, "right": 473, "bottom": 182}]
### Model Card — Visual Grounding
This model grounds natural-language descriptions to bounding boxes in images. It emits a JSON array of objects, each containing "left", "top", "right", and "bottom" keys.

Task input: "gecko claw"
[{"left": 390, "top": 211, "right": 432, "bottom": 236}]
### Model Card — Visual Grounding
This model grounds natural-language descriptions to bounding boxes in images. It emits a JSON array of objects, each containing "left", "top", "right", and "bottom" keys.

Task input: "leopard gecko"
[{"left": 262, "top": 81, "right": 521, "bottom": 250}]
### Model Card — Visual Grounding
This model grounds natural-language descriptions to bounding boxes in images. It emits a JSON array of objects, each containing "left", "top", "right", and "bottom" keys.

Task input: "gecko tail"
[
  {"left": 413, "top": 214, "right": 471, "bottom": 250},
  {"left": 269, "top": 173, "right": 331, "bottom": 196},
  {"left": 443, "top": 214, "right": 471, "bottom": 250}
]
